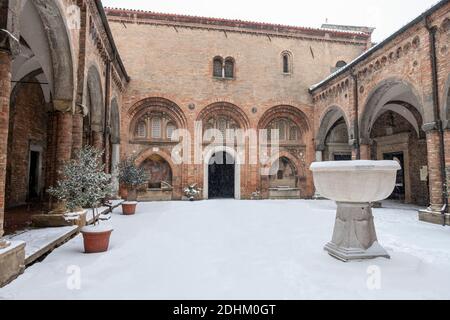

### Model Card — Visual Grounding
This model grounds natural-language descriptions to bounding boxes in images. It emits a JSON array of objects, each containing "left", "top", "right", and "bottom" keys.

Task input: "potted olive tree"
[
  {"left": 48, "top": 146, "right": 113, "bottom": 253},
  {"left": 117, "top": 156, "right": 148, "bottom": 215}
]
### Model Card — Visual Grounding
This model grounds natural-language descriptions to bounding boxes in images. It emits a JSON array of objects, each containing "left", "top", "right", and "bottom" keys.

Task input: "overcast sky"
[{"left": 102, "top": 0, "right": 439, "bottom": 42}]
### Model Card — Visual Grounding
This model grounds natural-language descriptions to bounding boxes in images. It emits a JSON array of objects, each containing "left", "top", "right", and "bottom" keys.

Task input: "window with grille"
[
  {"left": 151, "top": 117, "right": 162, "bottom": 139},
  {"left": 213, "top": 57, "right": 223, "bottom": 77},
  {"left": 137, "top": 121, "right": 146, "bottom": 138},
  {"left": 166, "top": 123, "right": 176, "bottom": 140},
  {"left": 224, "top": 59, "right": 234, "bottom": 78},
  {"left": 283, "top": 55, "right": 289, "bottom": 73}
]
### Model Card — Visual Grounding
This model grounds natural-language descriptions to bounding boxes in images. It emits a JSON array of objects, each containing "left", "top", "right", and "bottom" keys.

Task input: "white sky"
[{"left": 102, "top": 0, "right": 439, "bottom": 42}]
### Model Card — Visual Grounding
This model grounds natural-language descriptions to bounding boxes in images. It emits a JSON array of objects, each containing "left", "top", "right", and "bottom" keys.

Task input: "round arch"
[
  {"left": 197, "top": 102, "right": 250, "bottom": 130},
  {"left": 442, "top": 74, "right": 450, "bottom": 128},
  {"left": 86, "top": 65, "right": 104, "bottom": 132},
  {"left": 203, "top": 146, "right": 241, "bottom": 200},
  {"left": 135, "top": 149, "right": 182, "bottom": 194},
  {"left": 316, "top": 105, "right": 351, "bottom": 151},
  {"left": 110, "top": 97, "right": 121, "bottom": 144},
  {"left": 18, "top": 0, "right": 75, "bottom": 110},
  {"left": 258, "top": 105, "right": 310, "bottom": 131},
  {"left": 128, "top": 97, "right": 187, "bottom": 136},
  {"left": 359, "top": 78, "right": 425, "bottom": 143}
]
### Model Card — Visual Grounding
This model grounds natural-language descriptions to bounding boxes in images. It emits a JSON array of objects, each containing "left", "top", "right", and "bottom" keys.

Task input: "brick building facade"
[{"left": 0, "top": 0, "right": 449, "bottom": 284}]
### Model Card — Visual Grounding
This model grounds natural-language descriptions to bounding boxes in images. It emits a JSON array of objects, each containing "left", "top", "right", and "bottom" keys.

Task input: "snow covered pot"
[
  {"left": 310, "top": 160, "right": 401, "bottom": 262},
  {"left": 117, "top": 157, "right": 148, "bottom": 215},
  {"left": 49, "top": 146, "right": 114, "bottom": 254}
]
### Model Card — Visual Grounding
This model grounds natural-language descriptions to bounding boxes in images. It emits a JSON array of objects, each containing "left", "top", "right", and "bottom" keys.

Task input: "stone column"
[
  {"left": 313, "top": 149, "right": 324, "bottom": 199},
  {"left": 71, "top": 106, "right": 84, "bottom": 159},
  {"left": 0, "top": 51, "right": 11, "bottom": 248},
  {"left": 111, "top": 143, "right": 120, "bottom": 197}
]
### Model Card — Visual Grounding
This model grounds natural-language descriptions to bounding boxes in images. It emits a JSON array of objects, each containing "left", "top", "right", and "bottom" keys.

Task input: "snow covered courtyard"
[{"left": 1, "top": 200, "right": 450, "bottom": 300}]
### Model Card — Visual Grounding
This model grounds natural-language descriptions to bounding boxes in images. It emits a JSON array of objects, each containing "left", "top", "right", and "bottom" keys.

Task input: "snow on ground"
[{"left": 1, "top": 200, "right": 450, "bottom": 300}]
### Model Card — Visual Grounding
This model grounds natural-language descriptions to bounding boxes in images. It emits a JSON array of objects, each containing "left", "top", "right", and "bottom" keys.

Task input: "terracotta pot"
[
  {"left": 80, "top": 227, "right": 113, "bottom": 253},
  {"left": 122, "top": 201, "right": 138, "bottom": 215}
]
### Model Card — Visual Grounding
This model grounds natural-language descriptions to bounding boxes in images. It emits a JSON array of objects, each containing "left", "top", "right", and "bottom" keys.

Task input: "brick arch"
[
  {"left": 134, "top": 149, "right": 182, "bottom": 192},
  {"left": 316, "top": 105, "right": 351, "bottom": 151},
  {"left": 197, "top": 102, "right": 250, "bottom": 129},
  {"left": 128, "top": 97, "right": 187, "bottom": 136},
  {"left": 258, "top": 105, "right": 310, "bottom": 132},
  {"left": 359, "top": 77, "right": 425, "bottom": 143},
  {"left": 86, "top": 65, "right": 104, "bottom": 132}
]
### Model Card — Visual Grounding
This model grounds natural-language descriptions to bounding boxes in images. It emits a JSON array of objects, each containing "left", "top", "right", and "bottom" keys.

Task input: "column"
[
  {"left": 426, "top": 129, "right": 444, "bottom": 212},
  {"left": 111, "top": 143, "right": 120, "bottom": 198},
  {"left": 92, "top": 131, "right": 104, "bottom": 151},
  {"left": 71, "top": 106, "right": 84, "bottom": 159},
  {"left": 313, "top": 149, "right": 323, "bottom": 199},
  {"left": 55, "top": 110, "right": 73, "bottom": 184},
  {"left": 360, "top": 144, "right": 371, "bottom": 160},
  {"left": 0, "top": 51, "right": 11, "bottom": 248}
]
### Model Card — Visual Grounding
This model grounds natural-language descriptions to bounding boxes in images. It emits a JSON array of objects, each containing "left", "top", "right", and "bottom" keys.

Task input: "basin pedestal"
[{"left": 325, "top": 202, "right": 390, "bottom": 262}]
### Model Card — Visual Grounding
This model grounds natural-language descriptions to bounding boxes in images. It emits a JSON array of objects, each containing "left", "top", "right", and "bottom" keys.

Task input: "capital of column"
[{"left": 53, "top": 99, "right": 74, "bottom": 113}]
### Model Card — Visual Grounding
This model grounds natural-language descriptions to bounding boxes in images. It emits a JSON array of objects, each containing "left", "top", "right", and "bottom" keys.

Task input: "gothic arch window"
[
  {"left": 213, "top": 57, "right": 223, "bottom": 77},
  {"left": 224, "top": 58, "right": 234, "bottom": 78},
  {"left": 281, "top": 51, "right": 293, "bottom": 74},
  {"left": 289, "top": 126, "right": 298, "bottom": 141}
]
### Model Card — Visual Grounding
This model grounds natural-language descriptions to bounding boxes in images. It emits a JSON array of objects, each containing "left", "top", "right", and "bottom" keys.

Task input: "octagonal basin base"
[{"left": 325, "top": 202, "right": 390, "bottom": 262}]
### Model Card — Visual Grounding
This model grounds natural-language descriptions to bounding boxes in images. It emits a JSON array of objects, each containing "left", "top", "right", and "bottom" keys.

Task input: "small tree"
[
  {"left": 117, "top": 156, "right": 148, "bottom": 201},
  {"left": 48, "top": 146, "right": 112, "bottom": 225}
]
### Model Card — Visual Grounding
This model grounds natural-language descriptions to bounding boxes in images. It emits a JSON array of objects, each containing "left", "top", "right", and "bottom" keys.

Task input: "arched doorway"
[
  {"left": 203, "top": 146, "right": 240, "bottom": 200},
  {"left": 208, "top": 151, "right": 235, "bottom": 199}
]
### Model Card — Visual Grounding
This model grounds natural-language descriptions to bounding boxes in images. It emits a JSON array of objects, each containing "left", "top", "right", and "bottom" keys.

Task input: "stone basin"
[{"left": 310, "top": 160, "right": 400, "bottom": 262}]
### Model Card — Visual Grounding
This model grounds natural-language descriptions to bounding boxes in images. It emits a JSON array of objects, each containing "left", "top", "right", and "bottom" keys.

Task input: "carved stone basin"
[{"left": 310, "top": 160, "right": 401, "bottom": 262}]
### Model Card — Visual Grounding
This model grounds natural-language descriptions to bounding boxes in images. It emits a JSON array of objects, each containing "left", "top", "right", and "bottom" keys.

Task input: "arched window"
[
  {"left": 268, "top": 118, "right": 301, "bottom": 143},
  {"left": 136, "top": 121, "right": 147, "bottom": 138},
  {"left": 224, "top": 58, "right": 234, "bottom": 78},
  {"left": 166, "top": 122, "right": 176, "bottom": 140},
  {"left": 151, "top": 117, "right": 162, "bottom": 139},
  {"left": 289, "top": 126, "right": 298, "bottom": 141},
  {"left": 283, "top": 55, "right": 289, "bottom": 73},
  {"left": 213, "top": 57, "right": 223, "bottom": 77},
  {"left": 336, "top": 60, "right": 347, "bottom": 69},
  {"left": 282, "top": 51, "right": 292, "bottom": 74}
]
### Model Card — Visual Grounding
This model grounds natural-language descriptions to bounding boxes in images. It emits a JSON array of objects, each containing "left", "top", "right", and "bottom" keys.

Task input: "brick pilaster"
[
  {"left": 360, "top": 144, "right": 371, "bottom": 160},
  {"left": 0, "top": 51, "right": 11, "bottom": 242}
]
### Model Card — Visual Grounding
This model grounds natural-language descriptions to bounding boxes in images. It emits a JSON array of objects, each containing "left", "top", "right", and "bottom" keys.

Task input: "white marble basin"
[
  {"left": 310, "top": 160, "right": 401, "bottom": 203},
  {"left": 310, "top": 160, "right": 401, "bottom": 261}
]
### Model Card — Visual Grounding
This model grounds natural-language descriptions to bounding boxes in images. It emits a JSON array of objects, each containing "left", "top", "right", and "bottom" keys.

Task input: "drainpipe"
[
  {"left": 104, "top": 59, "right": 111, "bottom": 167},
  {"left": 426, "top": 17, "right": 448, "bottom": 225},
  {"left": 351, "top": 70, "right": 361, "bottom": 160}
]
